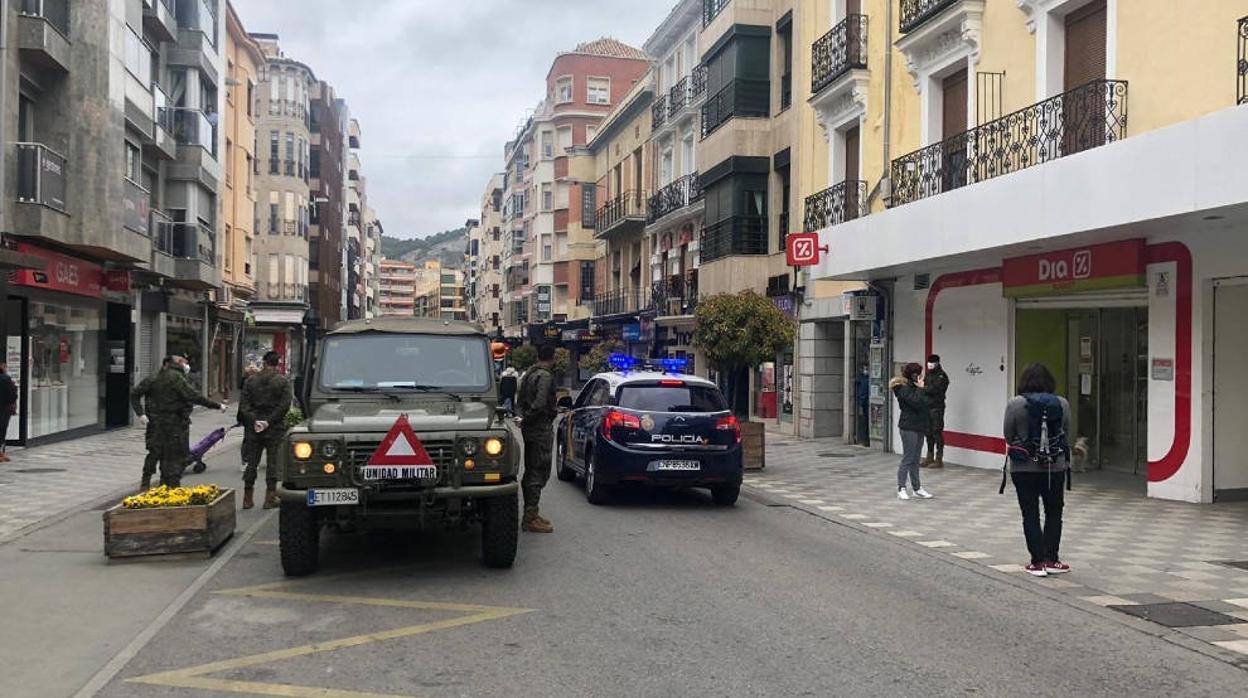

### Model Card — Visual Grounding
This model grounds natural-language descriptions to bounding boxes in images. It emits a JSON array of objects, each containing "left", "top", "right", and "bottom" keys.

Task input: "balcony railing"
[
  {"left": 19, "top": 0, "right": 69, "bottom": 37},
  {"left": 592, "top": 288, "right": 652, "bottom": 317},
  {"left": 123, "top": 178, "right": 151, "bottom": 235},
  {"left": 812, "top": 14, "right": 869, "bottom": 94},
  {"left": 890, "top": 79, "right": 1128, "bottom": 207},
  {"left": 668, "top": 76, "right": 689, "bottom": 116},
  {"left": 701, "top": 82, "right": 735, "bottom": 138},
  {"left": 652, "top": 95, "right": 668, "bottom": 130},
  {"left": 15, "top": 143, "right": 67, "bottom": 211},
  {"left": 691, "top": 64, "right": 708, "bottom": 100},
  {"left": 803, "top": 180, "right": 867, "bottom": 232},
  {"left": 152, "top": 210, "right": 174, "bottom": 255},
  {"left": 700, "top": 215, "right": 767, "bottom": 263},
  {"left": 703, "top": 0, "right": 730, "bottom": 27},
  {"left": 175, "top": 0, "right": 217, "bottom": 46},
  {"left": 1238, "top": 16, "right": 1247, "bottom": 105},
  {"left": 647, "top": 173, "right": 703, "bottom": 223},
  {"left": 899, "top": 0, "right": 960, "bottom": 34},
  {"left": 171, "top": 108, "right": 217, "bottom": 156},
  {"left": 651, "top": 272, "right": 699, "bottom": 317},
  {"left": 595, "top": 191, "right": 647, "bottom": 233}
]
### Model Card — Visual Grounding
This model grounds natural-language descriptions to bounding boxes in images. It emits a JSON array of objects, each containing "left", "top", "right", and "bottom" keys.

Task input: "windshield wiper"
[
  {"left": 330, "top": 386, "right": 403, "bottom": 402},
  {"left": 407, "top": 385, "right": 463, "bottom": 402}
]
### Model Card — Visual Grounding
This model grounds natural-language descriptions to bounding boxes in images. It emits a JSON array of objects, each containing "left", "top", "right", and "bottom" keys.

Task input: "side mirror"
[{"left": 557, "top": 396, "right": 574, "bottom": 411}]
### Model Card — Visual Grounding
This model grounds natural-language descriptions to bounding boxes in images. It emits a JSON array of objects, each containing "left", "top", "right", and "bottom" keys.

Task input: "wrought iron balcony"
[
  {"left": 647, "top": 173, "right": 703, "bottom": 224},
  {"left": 703, "top": 0, "right": 730, "bottom": 27},
  {"left": 803, "top": 180, "right": 866, "bottom": 232},
  {"left": 594, "top": 190, "right": 647, "bottom": 237},
  {"left": 890, "top": 79, "right": 1128, "bottom": 207},
  {"left": 652, "top": 95, "right": 668, "bottom": 130},
  {"left": 899, "top": 0, "right": 960, "bottom": 34},
  {"left": 668, "top": 76, "right": 689, "bottom": 115},
  {"left": 691, "top": 64, "right": 708, "bottom": 100},
  {"left": 591, "top": 288, "right": 652, "bottom": 317},
  {"left": 700, "top": 215, "right": 767, "bottom": 263},
  {"left": 812, "top": 14, "right": 868, "bottom": 94},
  {"left": 15, "top": 143, "right": 67, "bottom": 211},
  {"left": 701, "top": 82, "right": 735, "bottom": 138},
  {"left": 651, "top": 271, "right": 699, "bottom": 317},
  {"left": 1239, "top": 15, "right": 1247, "bottom": 105}
]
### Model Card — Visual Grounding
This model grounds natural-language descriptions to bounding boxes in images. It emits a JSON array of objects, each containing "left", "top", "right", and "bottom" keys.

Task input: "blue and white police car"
[{"left": 554, "top": 356, "right": 743, "bottom": 505}]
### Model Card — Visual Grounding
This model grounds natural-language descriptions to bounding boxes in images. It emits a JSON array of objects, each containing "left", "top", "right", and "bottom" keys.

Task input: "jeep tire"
[
  {"left": 711, "top": 484, "right": 740, "bottom": 507},
  {"left": 279, "top": 500, "right": 320, "bottom": 576},
  {"left": 480, "top": 492, "right": 518, "bottom": 569}
]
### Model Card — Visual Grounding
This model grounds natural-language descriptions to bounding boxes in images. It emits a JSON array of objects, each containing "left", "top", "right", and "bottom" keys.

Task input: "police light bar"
[
  {"left": 608, "top": 354, "right": 638, "bottom": 372},
  {"left": 657, "top": 358, "right": 690, "bottom": 374}
]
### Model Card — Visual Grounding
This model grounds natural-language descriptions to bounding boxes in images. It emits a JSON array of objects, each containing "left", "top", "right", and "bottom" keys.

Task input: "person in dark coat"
[
  {"left": 516, "top": 345, "right": 557, "bottom": 533},
  {"left": 0, "top": 363, "right": 17, "bottom": 463},
  {"left": 239, "top": 351, "right": 293, "bottom": 509},
  {"left": 891, "top": 363, "right": 932, "bottom": 500},
  {"left": 131, "top": 356, "right": 226, "bottom": 489},
  {"left": 923, "top": 354, "right": 951, "bottom": 468},
  {"left": 853, "top": 364, "right": 871, "bottom": 446}
]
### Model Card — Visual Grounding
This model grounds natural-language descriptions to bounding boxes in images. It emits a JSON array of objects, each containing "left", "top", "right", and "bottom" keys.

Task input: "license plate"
[
  {"left": 306, "top": 488, "right": 359, "bottom": 506},
  {"left": 361, "top": 465, "right": 438, "bottom": 481},
  {"left": 652, "top": 460, "right": 700, "bottom": 471}
]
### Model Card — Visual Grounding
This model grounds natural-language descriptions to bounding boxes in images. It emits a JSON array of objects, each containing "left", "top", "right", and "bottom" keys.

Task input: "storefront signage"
[
  {"left": 542, "top": 324, "right": 560, "bottom": 339},
  {"left": 772, "top": 294, "right": 797, "bottom": 318},
  {"left": 622, "top": 323, "right": 641, "bottom": 342},
  {"left": 104, "top": 270, "right": 131, "bottom": 292},
  {"left": 1151, "top": 358, "right": 1175, "bottom": 381},
  {"left": 536, "top": 285, "right": 552, "bottom": 319},
  {"left": 1002, "top": 239, "right": 1145, "bottom": 298},
  {"left": 785, "top": 232, "right": 823, "bottom": 267},
  {"left": 10, "top": 243, "right": 103, "bottom": 299}
]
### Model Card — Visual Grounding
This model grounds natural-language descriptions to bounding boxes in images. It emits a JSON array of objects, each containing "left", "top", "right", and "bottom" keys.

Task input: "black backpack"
[{"left": 1000, "top": 393, "right": 1070, "bottom": 493}]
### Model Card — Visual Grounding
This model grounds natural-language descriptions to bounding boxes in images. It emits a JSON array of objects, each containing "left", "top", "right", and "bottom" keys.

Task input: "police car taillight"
[
  {"left": 716, "top": 414, "right": 742, "bottom": 444},
  {"left": 602, "top": 409, "right": 641, "bottom": 441}
]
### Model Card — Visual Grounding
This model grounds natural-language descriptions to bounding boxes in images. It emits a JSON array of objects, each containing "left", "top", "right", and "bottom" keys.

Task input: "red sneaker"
[
  {"left": 1043, "top": 561, "right": 1071, "bottom": 574},
  {"left": 1024, "top": 563, "right": 1048, "bottom": 577}
]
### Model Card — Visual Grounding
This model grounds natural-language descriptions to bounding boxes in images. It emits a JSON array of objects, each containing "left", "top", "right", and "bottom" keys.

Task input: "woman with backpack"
[
  {"left": 1004, "top": 363, "right": 1072, "bottom": 577},
  {"left": 890, "top": 363, "right": 933, "bottom": 500}
]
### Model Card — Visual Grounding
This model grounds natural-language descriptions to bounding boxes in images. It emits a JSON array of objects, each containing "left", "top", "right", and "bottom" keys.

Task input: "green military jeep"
[{"left": 276, "top": 318, "right": 521, "bottom": 576}]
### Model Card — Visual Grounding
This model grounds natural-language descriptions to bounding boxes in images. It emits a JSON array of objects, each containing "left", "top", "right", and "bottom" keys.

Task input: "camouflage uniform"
[
  {"left": 131, "top": 367, "right": 222, "bottom": 487},
  {"left": 516, "top": 364, "right": 556, "bottom": 515},
  {"left": 238, "top": 366, "right": 293, "bottom": 487}
]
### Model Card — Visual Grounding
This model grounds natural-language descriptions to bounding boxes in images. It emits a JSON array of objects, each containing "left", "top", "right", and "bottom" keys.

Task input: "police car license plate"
[
  {"left": 362, "top": 465, "right": 438, "bottom": 481},
  {"left": 306, "top": 488, "right": 359, "bottom": 506},
  {"left": 652, "top": 460, "right": 700, "bottom": 471}
]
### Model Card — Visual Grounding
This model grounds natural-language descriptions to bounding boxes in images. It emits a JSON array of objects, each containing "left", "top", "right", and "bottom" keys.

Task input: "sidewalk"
[
  {"left": 0, "top": 409, "right": 241, "bottom": 542},
  {"left": 746, "top": 436, "right": 1248, "bottom": 660}
]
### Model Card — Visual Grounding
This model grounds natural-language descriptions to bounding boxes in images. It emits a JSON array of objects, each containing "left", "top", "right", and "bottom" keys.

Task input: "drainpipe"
[
  {"left": 880, "top": 0, "right": 894, "bottom": 205},
  {"left": 0, "top": 0, "right": 10, "bottom": 237}
]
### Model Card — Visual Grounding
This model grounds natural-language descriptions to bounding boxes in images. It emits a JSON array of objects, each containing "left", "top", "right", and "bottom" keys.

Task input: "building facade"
[
  {"left": 467, "top": 174, "right": 506, "bottom": 334},
  {"left": 378, "top": 258, "right": 418, "bottom": 316},
  {"left": 309, "top": 80, "right": 347, "bottom": 329},
  {"left": 806, "top": 0, "right": 1248, "bottom": 503}
]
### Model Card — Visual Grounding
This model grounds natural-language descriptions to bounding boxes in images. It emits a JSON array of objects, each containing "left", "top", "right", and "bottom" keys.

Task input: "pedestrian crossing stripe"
[{"left": 367, "top": 414, "right": 434, "bottom": 466}]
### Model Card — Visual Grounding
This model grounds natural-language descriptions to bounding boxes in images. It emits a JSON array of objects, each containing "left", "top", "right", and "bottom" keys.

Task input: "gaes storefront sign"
[
  {"left": 1003, "top": 239, "right": 1145, "bottom": 298},
  {"left": 10, "top": 243, "right": 103, "bottom": 298}
]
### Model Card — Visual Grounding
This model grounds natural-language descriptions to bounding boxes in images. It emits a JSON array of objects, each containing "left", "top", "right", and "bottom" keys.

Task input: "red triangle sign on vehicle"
[{"left": 367, "top": 414, "right": 434, "bottom": 466}]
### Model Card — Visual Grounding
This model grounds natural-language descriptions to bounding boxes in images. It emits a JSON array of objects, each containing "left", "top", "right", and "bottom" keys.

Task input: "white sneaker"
[
  {"left": 897, "top": 488, "right": 910, "bottom": 501},
  {"left": 914, "top": 488, "right": 934, "bottom": 499}
]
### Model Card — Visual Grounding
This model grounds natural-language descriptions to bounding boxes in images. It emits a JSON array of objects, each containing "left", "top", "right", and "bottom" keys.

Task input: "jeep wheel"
[
  {"left": 480, "top": 492, "right": 518, "bottom": 569},
  {"left": 279, "top": 500, "right": 320, "bottom": 576},
  {"left": 711, "top": 484, "right": 740, "bottom": 507},
  {"left": 585, "top": 450, "right": 610, "bottom": 505},
  {"left": 556, "top": 438, "right": 576, "bottom": 482}
]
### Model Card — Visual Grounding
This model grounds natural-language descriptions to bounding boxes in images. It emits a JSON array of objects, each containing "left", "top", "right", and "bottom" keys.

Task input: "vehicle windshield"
[
  {"left": 318, "top": 334, "right": 491, "bottom": 392},
  {"left": 616, "top": 384, "right": 728, "bottom": 413}
]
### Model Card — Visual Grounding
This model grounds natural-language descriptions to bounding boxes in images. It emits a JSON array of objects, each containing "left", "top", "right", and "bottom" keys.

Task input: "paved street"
[{"left": 1, "top": 435, "right": 1246, "bottom": 697}]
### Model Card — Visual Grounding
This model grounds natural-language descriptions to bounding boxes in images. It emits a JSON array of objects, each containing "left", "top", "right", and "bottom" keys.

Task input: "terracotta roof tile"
[{"left": 567, "top": 37, "right": 648, "bottom": 60}]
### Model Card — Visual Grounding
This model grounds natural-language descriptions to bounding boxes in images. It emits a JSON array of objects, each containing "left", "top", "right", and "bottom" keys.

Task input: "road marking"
[
  {"left": 918, "top": 540, "right": 955, "bottom": 548},
  {"left": 1082, "top": 595, "right": 1139, "bottom": 607},
  {"left": 841, "top": 514, "right": 868, "bottom": 520},
  {"left": 816, "top": 505, "right": 844, "bottom": 512},
  {"left": 126, "top": 583, "right": 533, "bottom": 697},
  {"left": 888, "top": 530, "right": 924, "bottom": 538},
  {"left": 798, "top": 499, "right": 825, "bottom": 505},
  {"left": 863, "top": 522, "right": 893, "bottom": 529},
  {"left": 952, "top": 551, "right": 992, "bottom": 560}
]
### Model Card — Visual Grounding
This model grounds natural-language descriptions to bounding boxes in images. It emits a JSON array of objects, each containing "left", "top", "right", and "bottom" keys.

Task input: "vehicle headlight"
[
  {"left": 459, "top": 438, "right": 478, "bottom": 456},
  {"left": 320, "top": 441, "right": 340, "bottom": 459},
  {"left": 483, "top": 437, "right": 504, "bottom": 457},
  {"left": 293, "top": 442, "right": 314, "bottom": 460}
]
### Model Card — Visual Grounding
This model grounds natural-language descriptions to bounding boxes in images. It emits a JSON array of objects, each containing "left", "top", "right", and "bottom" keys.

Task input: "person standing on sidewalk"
[
  {"left": 1004, "top": 363, "right": 1072, "bottom": 578},
  {"left": 854, "top": 365, "right": 871, "bottom": 446},
  {"left": 131, "top": 356, "right": 227, "bottom": 489},
  {"left": 891, "top": 363, "right": 933, "bottom": 500},
  {"left": 0, "top": 362, "right": 17, "bottom": 463},
  {"left": 922, "top": 354, "right": 950, "bottom": 468},
  {"left": 239, "top": 351, "right": 293, "bottom": 509},
  {"left": 516, "top": 344, "right": 557, "bottom": 533}
]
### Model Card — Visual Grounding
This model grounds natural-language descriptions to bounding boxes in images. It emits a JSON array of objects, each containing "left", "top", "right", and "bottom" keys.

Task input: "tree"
[
  {"left": 693, "top": 290, "right": 796, "bottom": 417},
  {"left": 579, "top": 340, "right": 625, "bottom": 375},
  {"left": 510, "top": 345, "right": 537, "bottom": 372},
  {"left": 553, "top": 348, "right": 571, "bottom": 378}
]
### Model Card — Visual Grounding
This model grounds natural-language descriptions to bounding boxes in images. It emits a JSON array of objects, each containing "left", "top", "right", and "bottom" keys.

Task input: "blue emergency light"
[
  {"left": 608, "top": 354, "right": 638, "bottom": 372},
  {"left": 657, "top": 357, "right": 690, "bottom": 374}
]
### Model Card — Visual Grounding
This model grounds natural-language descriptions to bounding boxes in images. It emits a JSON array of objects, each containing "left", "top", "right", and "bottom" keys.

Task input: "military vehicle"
[{"left": 276, "top": 318, "right": 521, "bottom": 576}]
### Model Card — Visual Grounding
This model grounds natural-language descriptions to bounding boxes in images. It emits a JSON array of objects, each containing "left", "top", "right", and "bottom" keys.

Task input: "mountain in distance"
[{"left": 381, "top": 227, "right": 466, "bottom": 268}]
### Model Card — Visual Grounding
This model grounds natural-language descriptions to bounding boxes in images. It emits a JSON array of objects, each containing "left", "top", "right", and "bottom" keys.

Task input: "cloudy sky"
[{"left": 234, "top": 0, "right": 676, "bottom": 240}]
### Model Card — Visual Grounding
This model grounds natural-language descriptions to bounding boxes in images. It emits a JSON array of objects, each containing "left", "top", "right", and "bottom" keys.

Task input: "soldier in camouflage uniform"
[
  {"left": 239, "top": 351, "right": 293, "bottom": 509},
  {"left": 131, "top": 356, "right": 226, "bottom": 490},
  {"left": 516, "top": 344, "right": 557, "bottom": 533}
]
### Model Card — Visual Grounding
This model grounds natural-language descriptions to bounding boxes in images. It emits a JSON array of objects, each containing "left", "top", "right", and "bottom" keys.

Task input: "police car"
[{"left": 554, "top": 356, "right": 743, "bottom": 506}]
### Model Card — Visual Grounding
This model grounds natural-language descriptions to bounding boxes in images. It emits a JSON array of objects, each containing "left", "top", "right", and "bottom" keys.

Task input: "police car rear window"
[{"left": 616, "top": 385, "right": 727, "bottom": 413}]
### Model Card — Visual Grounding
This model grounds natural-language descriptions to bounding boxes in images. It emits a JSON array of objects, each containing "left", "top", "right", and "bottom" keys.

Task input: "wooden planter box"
[
  {"left": 741, "top": 420, "right": 766, "bottom": 471},
  {"left": 103, "top": 489, "right": 236, "bottom": 559}
]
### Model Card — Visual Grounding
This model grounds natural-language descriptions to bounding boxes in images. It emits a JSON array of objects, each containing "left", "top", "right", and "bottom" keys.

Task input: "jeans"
[
  {"left": 1012, "top": 470, "right": 1066, "bottom": 564},
  {"left": 898, "top": 429, "right": 924, "bottom": 490}
]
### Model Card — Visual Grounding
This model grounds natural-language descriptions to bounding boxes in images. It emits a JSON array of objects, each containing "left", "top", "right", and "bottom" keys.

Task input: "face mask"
[
  {"left": 182, "top": 363, "right": 192, "bottom": 374},
  {"left": 926, "top": 362, "right": 937, "bottom": 370}
]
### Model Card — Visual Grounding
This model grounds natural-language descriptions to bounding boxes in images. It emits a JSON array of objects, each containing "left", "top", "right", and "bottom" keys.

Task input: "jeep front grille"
[{"left": 344, "top": 441, "right": 456, "bottom": 487}]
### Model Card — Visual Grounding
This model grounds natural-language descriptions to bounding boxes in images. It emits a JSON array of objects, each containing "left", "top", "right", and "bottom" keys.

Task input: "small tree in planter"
[
  {"left": 579, "top": 340, "right": 625, "bottom": 375},
  {"left": 693, "top": 291, "right": 796, "bottom": 469},
  {"left": 509, "top": 345, "right": 538, "bottom": 372}
]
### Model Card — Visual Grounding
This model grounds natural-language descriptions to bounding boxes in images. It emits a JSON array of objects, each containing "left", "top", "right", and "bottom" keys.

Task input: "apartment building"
[
  {"left": 805, "top": 0, "right": 1248, "bottom": 503},
  {"left": 247, "top": 32, "right": 312, "bottom": 372},
  {"left": 363, "top": 208, "right": 381, "bottom": 319},
  {"left": 309, "top": 81, "right": 347, "bottom": 329},
  {"left": 1, "top": 0, "right": 227, "bottom": 444},
  {"left": 438, "top": 266, "right": 467, "bottom": 321},
  {"left": 345, "top": 118, "right": 369, "bottom": 320},
  {"left": 377, "top": 258, "right": 418, "bottom": 316},
  {"left": 499, "top": 38, "right": 651, "bottom": 342},
  {"left": 468, "top": 175, "right": 506, "bottom": 334}
]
